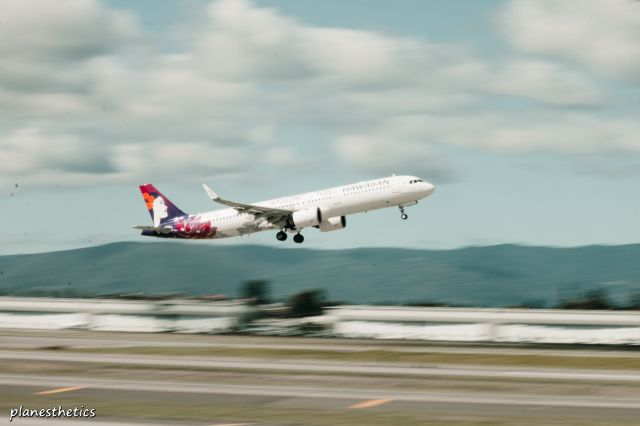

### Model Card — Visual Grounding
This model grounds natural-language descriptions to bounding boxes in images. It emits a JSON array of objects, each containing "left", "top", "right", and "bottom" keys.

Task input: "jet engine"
[
  {"left": 319, "top": 215, "right": 346, "bottom": 232},
  {"left": 292, "top": 207, "right": 322, "bottom": 229}
]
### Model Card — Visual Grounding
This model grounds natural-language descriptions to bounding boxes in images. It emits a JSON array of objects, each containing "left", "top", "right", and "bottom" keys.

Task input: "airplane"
[{"left": 135, "top": 175, "right": 435, "bottom": 244}]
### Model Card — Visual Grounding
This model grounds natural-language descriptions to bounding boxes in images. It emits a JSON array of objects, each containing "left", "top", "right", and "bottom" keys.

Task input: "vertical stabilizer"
[{"left": 139, "top": 184, "right": 187, "bottom": 226}]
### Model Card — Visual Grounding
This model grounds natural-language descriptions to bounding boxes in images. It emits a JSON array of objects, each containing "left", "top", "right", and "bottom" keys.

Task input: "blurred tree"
[
  {"left": 287, "top": 289, "right": 326, "bottom": 317},
  {"left": 628, "top": 291, "right": 640, "bottom": 310},
  {"left": 405, "top": 300, "right": 449, "bottom": 307},
  {"left": 242, "top": 279, "right": 270, "bottom": 305},
  {"left": 558, "top": 288, "right": 612, "bottom": 310},
  {"left": 508, "top": 299, "right": 547, "bottom": 309}
]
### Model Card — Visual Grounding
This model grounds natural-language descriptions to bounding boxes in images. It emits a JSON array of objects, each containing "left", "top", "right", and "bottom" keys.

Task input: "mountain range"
[{"left": 1, "top": 242, "right": 639, "bottom": 307}]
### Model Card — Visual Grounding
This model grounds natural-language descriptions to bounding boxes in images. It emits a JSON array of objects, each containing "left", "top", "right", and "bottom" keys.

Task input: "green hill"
[{"left": 1, "top": 242, "right": 639, "bottom": 307}]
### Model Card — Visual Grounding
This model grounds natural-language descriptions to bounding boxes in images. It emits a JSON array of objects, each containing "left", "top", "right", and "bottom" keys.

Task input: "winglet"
[{"left": 202, "top": 184, "right": 220, "bottom": 201}]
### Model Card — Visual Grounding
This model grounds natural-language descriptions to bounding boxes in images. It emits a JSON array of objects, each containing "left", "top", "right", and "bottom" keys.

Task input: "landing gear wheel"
[
  {"left": 276, "top": 231, "right": 288, "bottom": 241},
  {"left": 399, "top": 206, "right": 408, "bottom": 220},
  {"left": 293, "top": 233, "right": 304, "bottom": 244}
]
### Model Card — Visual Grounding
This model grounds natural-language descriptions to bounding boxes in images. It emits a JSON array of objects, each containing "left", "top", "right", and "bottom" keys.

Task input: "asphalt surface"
[
  {"left": 1, "top": 350, "right": 640, "bottom": 382},
  {"left": 2, "top": 373, "right": 640, "bottom": 409},
  {"left": 4, "top": 379, "right": 640, "bottom": 426},
  {"left": 2, "top": 330, "right": 640, "bottom": 424}
]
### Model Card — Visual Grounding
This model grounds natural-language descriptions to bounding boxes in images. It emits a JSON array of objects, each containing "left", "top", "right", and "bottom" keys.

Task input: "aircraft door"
[
  {"left": 392, "top": 179, "right": 403, "bottom": 196},
  {"left": 330, "top": 188, "right": 342, "bottom": 210}
]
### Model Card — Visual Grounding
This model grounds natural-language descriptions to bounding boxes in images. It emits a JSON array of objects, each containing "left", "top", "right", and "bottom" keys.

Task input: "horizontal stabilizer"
[{"left": 133, "top": 225, "right": 173, "bottom": 234}]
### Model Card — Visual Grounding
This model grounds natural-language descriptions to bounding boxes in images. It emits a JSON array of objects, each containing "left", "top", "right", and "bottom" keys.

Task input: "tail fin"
[{"left": 139, "top": 184, "right": 187, "bottom": 227}]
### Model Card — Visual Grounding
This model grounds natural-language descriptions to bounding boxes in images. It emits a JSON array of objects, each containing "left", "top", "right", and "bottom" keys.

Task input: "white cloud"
[
  {"left": 0, "top": 127, "right": 111, "bottom": 175},
  {"left": 0, "top": 0, "right": 139, "bottom": 61},
  {"left": 111, "top": 143, "right": 245, "bottom": 179},
  {"left": 499, "top": 0, "right": 640, "bottom": 82},
  {"left": 330, "top": 111, "right": 640, "bottom": 180},
  {"left": 0, "top": 0, "right": 638, "bottom": 189},
  {"left": 265, "top": 147, "right": 297, "bottom": 167},
  {"left": 448, "top": 114, "right": 640, "bottom": 155},
  {"left": 335, "top": 134, "right": 456, "bottom": 182},
  {"left": 246, "top": 125, "right": 276, "bottom": 145},
  {"left": 490, "top": 59, "right": 604, "bottom": 106}
]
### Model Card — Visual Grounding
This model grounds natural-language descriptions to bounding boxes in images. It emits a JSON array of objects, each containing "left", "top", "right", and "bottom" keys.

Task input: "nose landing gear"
[{"left": 399, "top": 206, "right": 408, "bottom": 220}]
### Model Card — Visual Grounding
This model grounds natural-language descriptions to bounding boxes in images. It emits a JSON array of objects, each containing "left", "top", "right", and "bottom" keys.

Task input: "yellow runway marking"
[
  {"left": 34, "top": 386, "right": 86, "bottom": 395},
  {"left": 349, "top": 399, "right": 392, "bottom": 409}
]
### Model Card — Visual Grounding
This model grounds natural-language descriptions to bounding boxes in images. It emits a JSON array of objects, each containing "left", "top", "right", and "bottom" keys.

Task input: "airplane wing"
[
  {"left": 202, "top": 184, "right": 293, "bottom": 225},
  {"left": 133, "top": 225, "right": 173, "bottom": 234}
]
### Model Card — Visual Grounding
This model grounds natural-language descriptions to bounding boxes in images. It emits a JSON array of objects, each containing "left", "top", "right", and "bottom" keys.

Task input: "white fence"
[
  {"left": 328, "top": 306, "right": 640, "bottom": 345},
  {"left": 0, "top": 297, "right": 255, "bottom": 333},
  {"left": 3, "top": 298, "right": 640, "bottom": 344}
]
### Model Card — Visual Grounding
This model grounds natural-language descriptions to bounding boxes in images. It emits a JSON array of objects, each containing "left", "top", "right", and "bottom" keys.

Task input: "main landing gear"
[
  {"left": 276, "top": 230, "right": 305, "bottom": 244},
  {"left": 399, "top": 206, "right": 408, "bottom": 220}
]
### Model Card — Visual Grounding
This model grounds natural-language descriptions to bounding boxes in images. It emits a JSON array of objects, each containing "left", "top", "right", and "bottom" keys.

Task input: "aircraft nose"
[{"left": 423, "top": 181, "right": 435, "bottom": 196}]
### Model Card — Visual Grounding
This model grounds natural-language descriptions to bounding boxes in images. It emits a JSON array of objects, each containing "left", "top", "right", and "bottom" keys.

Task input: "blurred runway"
[
  {"left": 1, "top": 349, "right": 640, "bottom": 382},
  {"left": 2, "top": 373, "right": 640, "bottom": 409},
  {"left": 1, "top": 329, "right": 640, "bottom": 425}
]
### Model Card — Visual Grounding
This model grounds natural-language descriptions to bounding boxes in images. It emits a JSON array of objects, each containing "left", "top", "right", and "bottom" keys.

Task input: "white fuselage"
[{"left": 202, "top": 175, "right": 434, "bottom": 238}]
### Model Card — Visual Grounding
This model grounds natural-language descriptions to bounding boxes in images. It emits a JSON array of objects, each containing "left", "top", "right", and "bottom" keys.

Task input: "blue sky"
[{"left": 1, "top": 0, "right": 640, "bottom": 254}]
